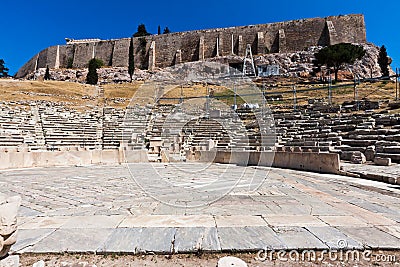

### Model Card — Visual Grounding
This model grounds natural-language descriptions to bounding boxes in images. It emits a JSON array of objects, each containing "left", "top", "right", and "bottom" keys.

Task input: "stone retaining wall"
[
  {"left": 0, "top": 149, "right": 148, "bottom": 169},
  {"left": 194, "top": 151, "right": 341, "bottom": 174},
  {"left": 0, "top": 149, "right": 340, "bottom": 174},
  {"left": 16, "top": 14, "right": 366, "bottom": 78}
]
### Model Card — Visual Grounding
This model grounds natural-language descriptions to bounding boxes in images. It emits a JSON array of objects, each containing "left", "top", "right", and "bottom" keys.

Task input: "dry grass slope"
[
  {"left": 0, "top": 80, "right": 97, "bottom": 107},
  {"left": 0, "top": 79, "right": 398, "bottom": 110}
]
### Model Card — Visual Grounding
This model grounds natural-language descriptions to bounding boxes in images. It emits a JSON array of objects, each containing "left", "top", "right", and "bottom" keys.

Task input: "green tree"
[
  {"left": 86, "top": 58, "right": 103, "bottom": 85},
  {"left": 157, "top": 25, "right": 161, "bottom": 35},
  {"left": 314, "top": 43, "right": 366, "bottom": 83},
  {"left": 133, "top": 24, "right": 151, "bottom": 37},
  {"left": 44, "top": 66, "right": 51, "bottom": 80},
  {"left": 163, "top": 27, "right": 171, "bottom": 34},
  {"left": 128, "top": 37, "right": 135, "bottom": 82},
  {"left": 0, "top": 59, "right": 9, "bottom": 78},
  {"left": 378, "top": 45, "right": 390, "bottom": 78}
]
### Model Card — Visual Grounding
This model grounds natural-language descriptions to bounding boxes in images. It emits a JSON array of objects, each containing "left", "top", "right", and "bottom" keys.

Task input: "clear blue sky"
[{"left": 2, "top": 0, "right": 399, "bottom": 75}]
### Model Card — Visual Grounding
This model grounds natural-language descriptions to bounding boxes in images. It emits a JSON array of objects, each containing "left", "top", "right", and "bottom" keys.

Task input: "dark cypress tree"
[
  {"left": 86, "top": 58, "right": 103, "bottom": 85},
  {"left": 128, "top": 37, "right": 135, "bottom": 82},
  {"left": 163, "top": 27, "right": 171, "bottom": 34},
  {"left": 133, "top": 24, "right": 151, "bottom": 37},
  {"left": 0, "top": 59, "right": 9, "bottom": 78},
  {"left": 157, "top": 25, "right": 161, "bottom": 35},
  {"left": 44, "top": 66, "right": 51, "bottom": 80},
  {"left": 378, "top": 45, "right": 390, "bottom": 78}
]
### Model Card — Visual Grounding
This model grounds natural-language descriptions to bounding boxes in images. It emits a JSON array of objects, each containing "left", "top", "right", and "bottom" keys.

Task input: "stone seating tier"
[{"left": 1, "top": 103, "right": 400, "bottom": 165}]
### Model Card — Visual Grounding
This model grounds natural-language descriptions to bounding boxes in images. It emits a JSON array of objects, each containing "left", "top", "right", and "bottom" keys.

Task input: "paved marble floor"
[{"left": 1, "top": 163, "right": 400, "bottom": 253}]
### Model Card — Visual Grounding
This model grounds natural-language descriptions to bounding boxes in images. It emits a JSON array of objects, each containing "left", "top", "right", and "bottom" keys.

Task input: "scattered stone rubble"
[
  {"left": 25, "top": 67, "right": 152, "bottom": 84},
  {"left": 247, "top": 43, "right": 390, "bottom": 79}
]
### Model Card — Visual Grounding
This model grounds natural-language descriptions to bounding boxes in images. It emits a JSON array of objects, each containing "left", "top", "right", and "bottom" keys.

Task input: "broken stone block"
[
  {"left": 340, "top": 150, "right": 364, "bottom": 161},
  {"left": 351, "top": 151, "right": 366, "bottom": 164},
  {"left": 365, "top": 146, "right": 376, "bottom": 161},
  {"left": 0, "top": 194, "right": 21, "bottom": 258},
  {"left": 374, "top": 157, "right": 392, "bottom": 166}
]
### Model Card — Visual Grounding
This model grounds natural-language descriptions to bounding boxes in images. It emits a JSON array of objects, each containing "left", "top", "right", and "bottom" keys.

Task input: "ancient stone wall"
[
  {"left": 16, "top": 14, "right": 366, "bottom": 78},
  {"left": 111, "top": 39, "right": 130, "bottom": 67}
]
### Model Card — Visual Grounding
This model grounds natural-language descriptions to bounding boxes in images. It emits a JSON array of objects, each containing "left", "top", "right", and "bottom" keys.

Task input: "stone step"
[
  {"left": 342, "top": 139, "right": 376, "bottom": 147},
  {"left": 375, "top": 153, "right": 400, "bottom": 163},
  {"left": 382, "top": 146, "right": 400, "bottom": 154}
]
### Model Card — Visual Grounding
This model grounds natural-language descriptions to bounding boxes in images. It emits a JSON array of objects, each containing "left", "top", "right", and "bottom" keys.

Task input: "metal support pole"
[
  {"left": 354, "top": 75, "right": 359, "bottom": 110},
  {"left": 396, "top": 67, "right": 399, "bottom": 101},
  {"left": 293, "top": 85, "right": 297, "bottom": 111},
  {"left": 328, "top": 69, "right": 330, "bottom": 84},
  {"left": 262, "top": 83, "right": 266, "bottom": 117},
  {"left": 206, "top": 85, "right": 210, "bottom": 115},
  {"left": 353, "top": 76, "right": 357, "bottom": 101},
  {"left": 328, "top": 73, "right": 332, "bottom": 105},
  {"left": 234, "top": 83, "right": 237, "bottom": 110},
  {"left": 263, "top": 83, "right": 266, "bottom": 106},
  {"left": 180, "top": 84, "right": 183, "bottom": 104}
]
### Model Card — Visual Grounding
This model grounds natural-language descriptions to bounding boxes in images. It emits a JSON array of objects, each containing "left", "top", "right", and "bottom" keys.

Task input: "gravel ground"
[{"left": 19, "top": 250, "right": 400, "bottom": 267}]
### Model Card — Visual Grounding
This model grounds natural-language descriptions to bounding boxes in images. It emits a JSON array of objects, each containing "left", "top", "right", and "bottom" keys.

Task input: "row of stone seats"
[
  {"left": 146, "top": 105, "right": 280, "bottom": 154},
  {"left": 1, "top": 100, "right": 399, "bottom": 167},
  {"left": 235, "top": 108, "right": 277, "bottom": 151},
  {"left": 102, "top": 106, "right": 151, "bottom": 150},
  {"left": 103, "top": 108, "right": 125, "bottom": 149},
  {"left": 274, "top": 108, "right": 400, "bottom": 164},
  {"left": 0, "top": 105, "right": 40, "bottom": 148},
  {"left": 39, "top": 106, "right": 100, "bottom": 149},
  {"left": 147, "top": 104, "right": 188, "bottom": 158},
  {"left": 182, "top": 118, "right": 233, "bottom": 150}
]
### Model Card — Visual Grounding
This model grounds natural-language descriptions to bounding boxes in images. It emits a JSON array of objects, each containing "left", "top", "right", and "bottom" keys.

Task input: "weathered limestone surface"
[
  {"left": 73, "top": 43, "right": 96, "bottom": 68},
  {"left": 0, "top": 255, "right": 19, "bottom": 267},
  {"left": 16, "top": 14, "right": 366, "bottom": 77},
  {"left": 111, "top": 39, "right": 130, "bottom": 67},
  {"left": 2, "top": 164, "right": 400, "bottom": 254},
  {"left": 0, "top": 194, "right": 21, "bottom": 258},
  {"left": 25, "top": 41, "right": 385, "bottom": 82}
]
